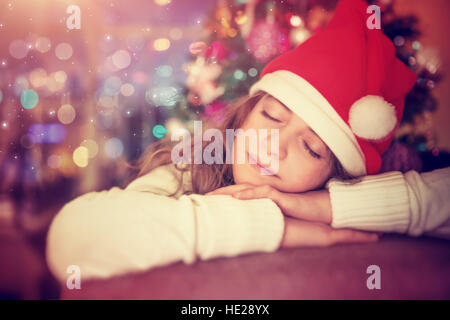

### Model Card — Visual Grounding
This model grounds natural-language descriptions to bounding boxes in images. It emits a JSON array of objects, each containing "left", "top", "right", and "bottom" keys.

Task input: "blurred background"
[{"left": 0, "top": 0, "right": 449, "bottom": 299}]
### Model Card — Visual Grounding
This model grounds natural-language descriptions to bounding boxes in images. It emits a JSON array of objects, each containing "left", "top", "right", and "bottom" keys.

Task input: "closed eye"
[
  {"left": 261, "top": 110, "right": 282, "bottom": 123},
  {"left": 303, "top": 140, "right": 321, "bottom": 159}
]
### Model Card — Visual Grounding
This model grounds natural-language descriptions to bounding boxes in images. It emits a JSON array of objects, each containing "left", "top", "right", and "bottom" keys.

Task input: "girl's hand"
[
  {"left": 208, "top": 184, "right": 332, "bottom": 224},
  {"left": 281, "top": 217, "right": 380, "bottom": 248},
  {"left": 207, "top": 184, "right": 381, "bottom": 247}
]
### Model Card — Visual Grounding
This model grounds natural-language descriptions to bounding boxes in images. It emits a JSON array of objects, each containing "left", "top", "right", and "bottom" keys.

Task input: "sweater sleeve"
[
  {"left": 326, "top": 167, "right": 450, "bottom": 239},
  {"left": 46, "top": 165, "right": 284, "bottom": 282}
]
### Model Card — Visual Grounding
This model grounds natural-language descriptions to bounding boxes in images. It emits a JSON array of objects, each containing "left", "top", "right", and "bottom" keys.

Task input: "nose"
[
  {"left": 277, "top": 130, "right": 288, "bottom": 160},
  {"left": 261, "top": 128, "right": 288, "bottom": 162}
]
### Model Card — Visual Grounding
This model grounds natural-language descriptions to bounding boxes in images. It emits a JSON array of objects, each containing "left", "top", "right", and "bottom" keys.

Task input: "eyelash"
[
  {"left": 261, "top": 110, "right": 282, "bottom": 123},
  {"left": 261, "top": 110, "right": 321, "bottom": 159},
  {"left": 303, "top": 141, "right": 321, "bottom": 159}
]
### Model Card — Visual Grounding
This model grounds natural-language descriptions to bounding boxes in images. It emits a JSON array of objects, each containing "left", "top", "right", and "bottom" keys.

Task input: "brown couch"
[{"left": 61, "top": 234, "right": 450, "bottom": 299}]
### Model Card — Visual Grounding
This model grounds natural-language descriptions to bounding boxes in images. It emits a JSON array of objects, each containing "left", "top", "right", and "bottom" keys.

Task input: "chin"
[{"left": 233, "top": 164, "right": 275, "bottom": 187}]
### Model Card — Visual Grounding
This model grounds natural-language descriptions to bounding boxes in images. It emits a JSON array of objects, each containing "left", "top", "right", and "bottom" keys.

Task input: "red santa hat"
[{"left": 249, "top": 0, "right": 417, "bottom": 176}]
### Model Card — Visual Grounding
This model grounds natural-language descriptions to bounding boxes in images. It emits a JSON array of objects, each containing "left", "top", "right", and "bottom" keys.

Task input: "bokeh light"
[
  {"left": 98, "top": 94, "right": 115, "bottom": 108},
  {"left": 153, "top": 38, "right": 171, "bottom": 51},
  {"left": 55, "top": 42, "right": 73, "bottom": 60},
  {"left": 73, "top": 146, "right": 89, "bottom": 168},
  {"left": 104, "top": 76, "right": 122, "bottom": 96},
  {"left": 47, "top": 154, "right": 62, "bottom": 169},
  {"left": 233, "top": 69, "right": 246, "bottom": 81},
  {"left": 103, "top": 55, "right": 120, "bottom": 73},
  {"left": 57, "top": 104, "right": 76, "bottom": 124},
  {"left": 165, "top": 118, "right": 185, "bottom": 135},
  {"left": 104, "top": 138, "right": 124, "bottom": 159},
  {"left": 120, "top": 83, "right": 135, "bottom": 97},
  {"left": 248, "top": 67, "right": 258, "bottom": 77},
  {"left": 9, "top": 39, "right": 28, "bottom": 59},
  {"left": 46, "top": 72, "right": 66, "bottom": 92},
  {"left": 234, "top": 11, "right": 248, "bottom": 25},
  {"left": 29, "top": 68, "right": 47, "bottom": 88},
  {"left": 290, "top": 15, "right": 303, "bottom": 27},
  {"left": 146, "top": 86, "right": 179, "bottom": 107},
  {"left": 189, "top": 42, "right": 207, "bottom": 55},
  {"left": 155, "top": 0, "right": 171, "bottom": 6},
  {"left": 28, "top": 123, "right": 67, "bottom": 144},
  {"left": 156, "top": 65, "right": 173, "bottom": 77},
  {"left": 112, "top": 49, "right": 131, "bottom": 69},
  {"left": 152, "top": 124, "right": 168, "bottom": 139},
  {"left": 54, "top": 71, "right": 67, "bottom": 84},
  {"left": 14, "top": 76, "right": 29, "bottom": 96},
  {"left": 21, "top": 89, "right": 39, "bottom": 109},
  {"left": 35, "top": 37, "right": 51, "bottom": 53},
  {"left": 290, "top": 27, "right": 311, "bottom": 46},
  {"left": 81, "top": 139, "right": 99, "bottom": 159}
]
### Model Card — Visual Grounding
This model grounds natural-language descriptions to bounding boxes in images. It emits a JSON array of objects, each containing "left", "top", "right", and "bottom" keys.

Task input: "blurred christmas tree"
[{"left": 174, "top": 0, "right": 443, "bottom": 169}]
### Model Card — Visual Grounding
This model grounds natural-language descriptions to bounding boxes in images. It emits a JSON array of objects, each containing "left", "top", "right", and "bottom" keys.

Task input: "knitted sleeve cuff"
[
  {"left": 185, "top": 194, "right": 285, "bottom": 261},
  {"left": 326, "top": 171, "right": 411, "bottom": 233}
]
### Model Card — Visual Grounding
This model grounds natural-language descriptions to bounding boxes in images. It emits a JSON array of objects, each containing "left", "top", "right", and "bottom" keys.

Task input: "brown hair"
[{"left": 124, "top": 92, "right": 352, "bottom": 196}]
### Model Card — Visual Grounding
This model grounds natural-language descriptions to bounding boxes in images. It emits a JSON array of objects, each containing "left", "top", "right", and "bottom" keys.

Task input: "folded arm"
[
  {"left": 328, "top": 167, "right": 450, "bottom": 238},
  {"left": 46, "top": 165, "right": 284, "bottom": 282}
]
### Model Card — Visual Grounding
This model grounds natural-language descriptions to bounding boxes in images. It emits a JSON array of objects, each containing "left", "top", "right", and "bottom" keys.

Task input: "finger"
[
  {"left": 235, "top": 188, "right": 326, "bottom": 224},
  {"left": 329, "top": 229, "right": 380, "bottom": 245},
  {"left": 206, "top": 184, "right": 254, "bottom": 195}
]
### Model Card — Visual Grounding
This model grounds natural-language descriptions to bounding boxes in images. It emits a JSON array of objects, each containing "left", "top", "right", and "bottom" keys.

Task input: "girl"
[{"left": 46, "top": 0, "right": 448, "bottom": 282}]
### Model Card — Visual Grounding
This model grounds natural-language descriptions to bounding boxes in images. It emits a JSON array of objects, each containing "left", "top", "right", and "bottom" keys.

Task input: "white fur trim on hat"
[
  {"left": 348, "top": 95, "right": 397, "bottom": 140},
  {"left": 249, "top": 70, "right": 367, "bottom": 177}
]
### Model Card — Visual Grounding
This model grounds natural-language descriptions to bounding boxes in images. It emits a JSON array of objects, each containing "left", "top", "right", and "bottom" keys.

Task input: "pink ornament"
[
  {"left": 204, "top": 101, "right": 227, "bottom": 124},
  {"left": 247, "top": 21, "right": 291, "bottom": 63},
  {"left": 204, "top": 41, "right": 230, "bottom": 62}
]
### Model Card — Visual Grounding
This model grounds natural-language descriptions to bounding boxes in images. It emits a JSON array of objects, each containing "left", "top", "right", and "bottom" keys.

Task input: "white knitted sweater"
[{"left": 46, "top": 164, "right": 450, "bottom": 282}]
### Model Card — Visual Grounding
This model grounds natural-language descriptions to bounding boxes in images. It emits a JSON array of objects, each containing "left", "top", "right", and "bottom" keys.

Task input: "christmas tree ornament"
[
  {"left": 246, "top": 2, "right": 290, "bottom": 63},
  {"left": 204, "top": 101, "right": 227, "bottom": 125},
  {"left": 184, "top": 57, "right": 225, "bottom": 105}
]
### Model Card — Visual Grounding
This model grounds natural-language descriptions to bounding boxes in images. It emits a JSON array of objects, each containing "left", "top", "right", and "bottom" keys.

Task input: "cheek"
[
  {"left": 280, "top": 157, "right": 333, "bottom": 192},
  {"left": 231, "top": 159, "right": 253, "bottom": 185},
  {"left": 231, "top": 138, "right": 248, "bottom": 184}
]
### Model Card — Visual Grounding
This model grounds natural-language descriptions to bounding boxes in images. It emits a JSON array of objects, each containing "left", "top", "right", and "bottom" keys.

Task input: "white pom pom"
[{"left": 348, "top": 95, "right": 397, "bottom": 140}]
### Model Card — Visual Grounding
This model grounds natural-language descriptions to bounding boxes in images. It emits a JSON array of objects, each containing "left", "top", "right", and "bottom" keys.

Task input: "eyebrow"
[
  {"left": 307, "top": 127, "right": 320, "bottom": 138},
  {"left": 266, "top": 97, "right": 292, "bottom": 114}
]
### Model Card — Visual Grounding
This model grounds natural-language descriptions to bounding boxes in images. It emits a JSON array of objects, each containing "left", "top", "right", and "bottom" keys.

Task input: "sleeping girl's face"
[{"left": 232, "top": 94, "right": 334, "bottom": 193}]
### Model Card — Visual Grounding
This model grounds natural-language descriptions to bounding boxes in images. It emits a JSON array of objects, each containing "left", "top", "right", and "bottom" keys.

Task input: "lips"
[{"left": 247, "top": 152, "right": 277, "bottom": 176}]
